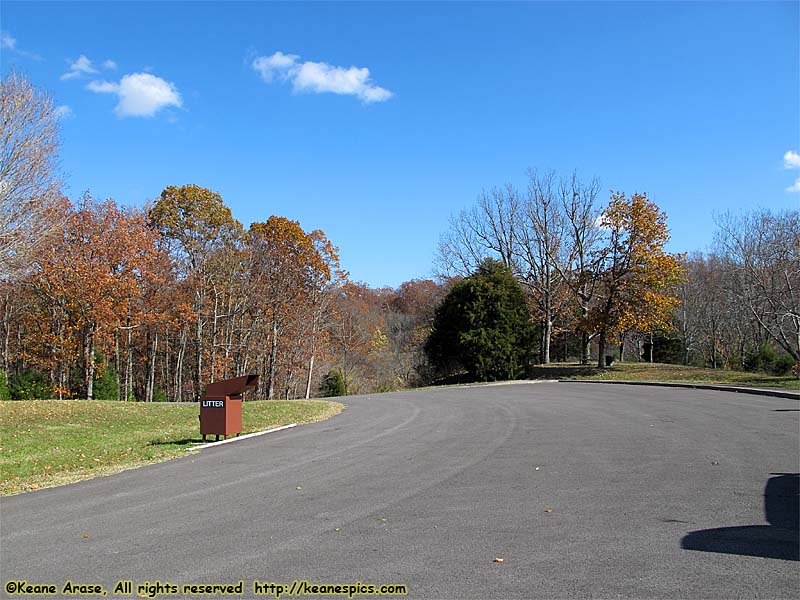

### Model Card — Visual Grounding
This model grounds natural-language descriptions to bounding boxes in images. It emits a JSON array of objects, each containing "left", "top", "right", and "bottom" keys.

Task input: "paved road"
[{"left": 2, "top": 383, "right": 799, "bottom": 599}]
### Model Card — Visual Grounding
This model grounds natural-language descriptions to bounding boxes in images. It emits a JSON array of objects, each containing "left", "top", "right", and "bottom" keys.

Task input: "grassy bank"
[
  {"left": 0, "top": 399, "right": 343, "bottom": 496},
  {"left": 531, "top": 361, "right": 800, "bottom": 389}
]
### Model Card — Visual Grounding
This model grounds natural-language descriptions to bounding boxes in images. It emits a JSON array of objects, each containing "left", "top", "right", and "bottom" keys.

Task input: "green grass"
[
  {"left": 0, "top": 399, "right": 343, "bottom": 496},
  {"left": 530, "top": 361, "right": 800, "bottom": 389}
]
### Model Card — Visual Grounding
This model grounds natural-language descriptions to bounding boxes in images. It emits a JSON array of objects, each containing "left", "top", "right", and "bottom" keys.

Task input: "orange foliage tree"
[
  {"left": 27, "top": 195, "right": 164, "bottom": 398},
  {"left": 248, "top": 217, "right": 339, "bottom": 399},
  {"left": 148, "top": 184, "right": 242, "bottom": 399}
]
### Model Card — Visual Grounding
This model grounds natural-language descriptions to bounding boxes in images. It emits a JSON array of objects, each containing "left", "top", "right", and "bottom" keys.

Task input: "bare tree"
[
  {"left": 437, "top": 172, "right": 602, "bottom": 365},
  {"left": 435, "top": 186, "right": 518, "bottom": 277},
  {"left": 549, "top": 173, "right": 602, "bottom": 364},
  {"left": 516, "top": 170, "right": 568, "bottom": 363},
  {"left": 0, "top": 70, "right": 63, "bottom": 279},
  {"left": 714, "top": 209, "right": 800, "bottom": 364}
]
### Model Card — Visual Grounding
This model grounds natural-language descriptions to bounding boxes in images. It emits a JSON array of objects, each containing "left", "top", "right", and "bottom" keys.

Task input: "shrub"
[
  {"left": 319, "top": 370, "right": 346, "bottom": 397},
  {"left": 773, "top": 353, "right": 795, "bottom": 376},
  {"left": 641, "top": 334, "right": 685, "bottom": 364},
  {"left": 744, "top": 344, "right": 795, "bottom": 376},
  {"left": 0, "top": 370, "right": 10, "bottom": 400},
  {"left": 93, "top": 362, "right": 119, "bottom": 401},
  {"left": 9, "top": 371, "right": 52, "bottom": 400}
]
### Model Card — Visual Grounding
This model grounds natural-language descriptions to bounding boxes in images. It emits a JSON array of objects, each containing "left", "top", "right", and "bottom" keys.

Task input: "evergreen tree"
[
  {"left": 319, "top": 370, "right": 347, "bottom": 397},
  {"left": 425, "top": 259, "right": 535, "bottom": 381},
  {"left": 0, "top": 370, "right": 10, "bottom": 400},
  {"left": 93, "top": 360, "right": 120, "bottom": 401}
]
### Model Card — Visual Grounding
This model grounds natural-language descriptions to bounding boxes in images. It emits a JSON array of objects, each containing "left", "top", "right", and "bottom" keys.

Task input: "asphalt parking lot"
[{"left": 2, "top": 382, "right": 798, "bottom": 599}]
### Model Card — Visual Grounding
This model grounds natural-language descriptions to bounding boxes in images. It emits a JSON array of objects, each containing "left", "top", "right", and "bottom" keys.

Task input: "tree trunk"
[
  {"left": 84, "top": 324, "right": 96, "bottom": 400},
  {"left": 267, "top": 320, "right": 279, "bottom": 400},
  {"left": 579, "top": 302, "right": 590, "bottom": 364},
  {"left": 210, "top": 292, "right": 219, "bottom": 381},
  {"left": 125, "top": 325, "right": 133, "bottom": 401},
  {"left": 711, "top": 328, "right": 717, "bottom": 369},
  {"left": 649, "top": 332, "right": 654, "bottom": 363},
  {"left": 597, "top": 331, "right": 606, "bottom": 368},
  {"left": 195, "top": 288, "right": 204, "bottom": 400},
  {"left": 146, "top": 329, "right": 158, "bottom": 402},
  {"left": 56, "top": 318, "right": 66, "bottom": 400},
  {"left": 543, "top": 318, "right": 552, "bottom": 364},
  {"left": 114, "top": 329, "right": 121, "bottom": 401},
  {"left": 175, "top": 330, "right": 186, "bottom": 402},
  {"left": 1, "top": 293, "right": 10, "bottom": 371},
  {"left": 305, "top": 353, "right": 315, "bottom": 399}
]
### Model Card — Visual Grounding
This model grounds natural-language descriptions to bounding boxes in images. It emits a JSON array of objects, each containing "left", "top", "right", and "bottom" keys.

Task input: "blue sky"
[{"left": 2, "top": 1, "right": 798, "bottom": 287}]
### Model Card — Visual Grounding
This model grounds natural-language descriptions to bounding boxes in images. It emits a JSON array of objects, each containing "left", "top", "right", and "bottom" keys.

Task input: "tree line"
[
  {"left": 674, "top": 210, "right": 799, "bottom": 373},
  {"left": 1, "top": 187, "right": 452, "bottom": 401},
  {"left": 2, "top": 72, "right": 796, "bottom": 400},
  {"left": 1, "top": 71, "right": 453, "bottom": 401},
  {"left": 435, "top": 170, "right": 798, "bottom": 377}
]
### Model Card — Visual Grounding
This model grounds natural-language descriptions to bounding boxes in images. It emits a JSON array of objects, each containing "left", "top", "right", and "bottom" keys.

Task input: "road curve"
[{"left": 2, "top": 383, "right": 798, "bottom": 599}]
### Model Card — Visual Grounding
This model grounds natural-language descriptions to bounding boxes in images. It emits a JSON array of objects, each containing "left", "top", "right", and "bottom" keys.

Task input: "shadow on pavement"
[{"left": 681, "top": 473, "right": 799, "bottom": 561}]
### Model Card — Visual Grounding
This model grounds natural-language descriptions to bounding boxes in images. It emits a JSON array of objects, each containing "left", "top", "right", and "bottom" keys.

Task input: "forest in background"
[{"left": 2, "top": 72, "right": 797, "bottom": 401}]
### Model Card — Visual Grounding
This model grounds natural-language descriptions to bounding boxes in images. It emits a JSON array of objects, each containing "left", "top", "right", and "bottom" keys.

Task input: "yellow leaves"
[
  {"left": 370, "top": 328, "right": 388, "bottom": 351},
  {"left": 593, "top": 191, "right": 687, "bottom": 338},
  {"left": 149, "top": 184, "right": 240, "bottom": 256}
]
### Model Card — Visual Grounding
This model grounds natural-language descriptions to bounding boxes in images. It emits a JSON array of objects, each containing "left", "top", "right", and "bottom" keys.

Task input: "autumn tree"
[
  {"left": 148, "top": 184, "right": 241, "bottom": 399},
  {"left": 248, "top": 217, "right": 337, "bottom": 399},
  {"left": 27, "top": 195, "right": 163, "bottom": 399},
  {"left": 387, "top": 279, "right": 447, "bottom": 385},
  {"left": 327, "top": 281, "right": 385, "bottom": 394},
  {"left": 302, "top": 229, "right": 341, "bottom": 397},
  {"left": 0, "top": 70, "right": 65, "bottom": 279},
  {"left": 588, "top": 192, "right": 684, "bottom": 367}
]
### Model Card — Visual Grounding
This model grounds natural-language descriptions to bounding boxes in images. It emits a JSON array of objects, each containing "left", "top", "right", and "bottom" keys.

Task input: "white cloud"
[
  {"left": 1, "top": 31, "right": 16, "bottom": 50},
  {"left": 784, "top": 150, "right": 800, "bottom": 169},
  {"left": 102, "top": 59, "right": 117, "bottom": 70},
  {"left": 252, "top": 51, "right": 392, "bottom": 103},
  {"left": 1, "top": 31, "right": 42, "bottom": 60},
  {"left": 87, "top": 72, "right": 182, "bottom": 117},
  {"left": 252, "top": 51, "right": 299, "bottom": 82},
  {"left": 784, "top": 150, "right": 800, "bottom": 192},
  {"left": 593, "top": 214, "right": 611, "bottom": 231},
  {"left": 61, "top": 55, "right": 98, "bottom": 80},
  {"left": 54, "top": 105, "right": 74, "bottom": 119},
  {"left": 87, "top": 80, "right": 118, "bottom": 93}
]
